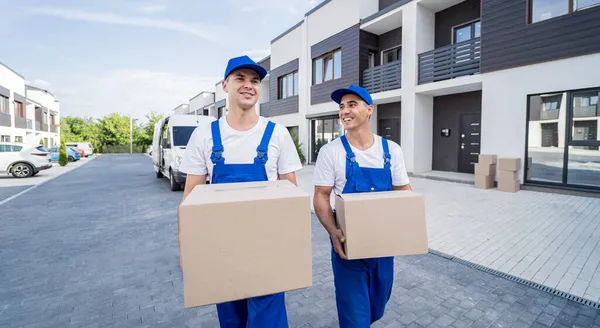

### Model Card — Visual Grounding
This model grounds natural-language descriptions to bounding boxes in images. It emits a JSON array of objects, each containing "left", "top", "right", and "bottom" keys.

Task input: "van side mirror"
[{"left": 162, "top": 139, "right": 170, "bottom": 148}]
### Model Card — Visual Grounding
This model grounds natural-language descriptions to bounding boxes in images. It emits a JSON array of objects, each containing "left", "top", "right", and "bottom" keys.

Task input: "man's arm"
[
  {"left": 181, "top": 173, "right": 207, "bottom": 203},
  {"left": 393, "top": 184, "right": 412, "bottom": 191},
  {"left": 278, "top": 172, "right": 298, "bottom": 186},
  {"left": 314, "top": 185, "right": 347, "bottom": 259}
]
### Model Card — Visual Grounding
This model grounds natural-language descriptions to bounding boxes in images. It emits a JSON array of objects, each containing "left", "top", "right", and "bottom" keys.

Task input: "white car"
[{"left": 0, "top": 142, "right": 52, "bottom": 178}]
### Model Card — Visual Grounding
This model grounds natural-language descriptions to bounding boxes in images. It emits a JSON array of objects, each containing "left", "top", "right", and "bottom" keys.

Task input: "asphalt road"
[{"left": 1, "top": 154, "right": 599, "bottom": 328}]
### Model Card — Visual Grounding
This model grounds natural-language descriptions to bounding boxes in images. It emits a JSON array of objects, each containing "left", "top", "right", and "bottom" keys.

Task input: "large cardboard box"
[
  {"left": 334, "top": 190, "right": 428, "bottom": 260},
  {"left": 178, "top": 180, "right": 312, "bottom": 308},
  {"left": 475, "top": 163, "right": 496, "bottom": 176},
  {"left": 478, "top": 154, "right": 497, "bottom": 166},
  {"left": 499, "top": 170, "right": 518, "bottom": 181},
  {"left": 498, "top": 158, "right": 522, "bottom": 171},
  {"left": 475, "top": 175, "right": 495, "bottom": 189},
  {"left": 498, "top": 179, "right": 520, "bottom": 193}
]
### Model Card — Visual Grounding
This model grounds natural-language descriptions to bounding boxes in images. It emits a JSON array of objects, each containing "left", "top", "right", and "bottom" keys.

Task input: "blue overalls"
[
  {"left": 209, "top": 119, "right": 289, "bottom": 328},
  {"left": 332, "top": 135, "right": 395, "bottom": 327}
]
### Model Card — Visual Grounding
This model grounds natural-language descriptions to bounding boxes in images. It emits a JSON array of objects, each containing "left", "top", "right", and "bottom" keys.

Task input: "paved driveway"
[{"left": 1, "top": 155, "right": 599, "bottom": 328}]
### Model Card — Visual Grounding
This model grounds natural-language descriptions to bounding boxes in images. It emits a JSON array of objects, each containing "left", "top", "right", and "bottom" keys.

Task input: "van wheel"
[{"left": 170, "top": 170, "right": 180, "bottom": 191}]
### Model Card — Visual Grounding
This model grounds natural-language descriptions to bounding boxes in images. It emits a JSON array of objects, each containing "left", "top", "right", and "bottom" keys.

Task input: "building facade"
[
  {"left": 256, "top": 0, "right": 600, "bottom": 192},
  {"left": 0, "top": 62, "right": 61, "bottom": 148}
]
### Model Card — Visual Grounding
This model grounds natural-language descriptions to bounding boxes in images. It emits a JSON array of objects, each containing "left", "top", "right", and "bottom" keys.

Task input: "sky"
[{"left": 0, "top": 0, "right": 323, "bottom": 123}]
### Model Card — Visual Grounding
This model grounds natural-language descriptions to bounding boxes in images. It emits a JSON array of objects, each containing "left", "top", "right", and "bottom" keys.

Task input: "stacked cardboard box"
[
  {"left": 474, "top": 154, "right": 497, "bottom": 189},
  {"left": 498, "top": 157, "right": 521, "bottom": 192}
]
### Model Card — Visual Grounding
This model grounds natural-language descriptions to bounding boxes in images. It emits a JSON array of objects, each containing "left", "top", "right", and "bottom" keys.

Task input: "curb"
[{"left": 0, "top": 155, "right": 101, "bottom": 206}]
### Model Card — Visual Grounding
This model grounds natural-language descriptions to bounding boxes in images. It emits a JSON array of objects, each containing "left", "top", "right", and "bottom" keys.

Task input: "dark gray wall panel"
[
  {"left": 13, "top": 93, "right": 25, "bottom": 104},
  {"left": 214, "top": 99, "right": 226, "bottom": 109},
  {"left": 379, "top": 0, "right": 401, "bottom": 10},
  {"left": 377, "top": 102, "right": 401, "bottom": 119},
  {"left": 0, "top": 113, "right": 10, "bottom": 127},
  {"left": 359, "top": 30, "right": 379, "bottom": 85},
  {"left": 481, "top": 0, "right": 600, "bottom": 73},
  {"left": 0, "top": 85, "right": 9, "bottom": 97},
  {"left": 311, "top": 25, "right": 361, "bottom": 105},
  {"left": 267, "top": 59, "right": 299, "bottom": 116},
  {"left": 432, "top": 91, "right": 482, "bottom": 172},
  {"left": 435, "top": 0, "right": 480, "bottom": 48},
  {"left": 379, "top": 27, "right": 402, "bottom": 54},
  {"left": 258, "top": 57, "right": 271, "bottom": 72}
]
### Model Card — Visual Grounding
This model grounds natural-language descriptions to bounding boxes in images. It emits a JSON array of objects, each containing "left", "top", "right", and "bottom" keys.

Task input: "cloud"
[
  {"left": 242, "top": 48, "right": 270, "bottom": 61},
  {"left": 58, "top": 69, "right": 220, "bottom": 122},
  {"left": 137, "top": 4, "right": 166, "bottom": 15},
  {"left": 27, "top": 7, "right": 221, "bottom": 43}
]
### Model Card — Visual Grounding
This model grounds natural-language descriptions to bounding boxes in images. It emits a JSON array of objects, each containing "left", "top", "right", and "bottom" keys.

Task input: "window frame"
[
  {"left": 278, "top": 71, "right": 299, "bottom": 99},
  {"left": 381, "top": 45, "right": 401, "bottom": 65},
  {"left": 312, "top": 49, "right": 342, "bottom": 85},
  {"left": 0, "top": 96, "right": 9, "bottom": 114},
  {"left": 528, "top": 0, "right": 600, "bottom": 24}
]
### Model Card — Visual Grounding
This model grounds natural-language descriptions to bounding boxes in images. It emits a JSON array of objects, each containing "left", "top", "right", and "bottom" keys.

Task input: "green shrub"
[
  {"left": 58, "top": 142, "right": 68, "bottom": 166},
  {"left": 291, "top": 132, "right": 305, "bottom": 164}
]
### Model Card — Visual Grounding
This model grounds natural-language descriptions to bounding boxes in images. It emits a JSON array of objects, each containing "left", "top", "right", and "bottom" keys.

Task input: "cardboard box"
[
  {"left": 474, "top": 163, "right": 496, "bottom": 176},
  {"left": 478, "top": 154, "right": 497, "bottom": 166},
  {"left": 498, "top": 158, "right": 522, "bottom": 172},
  {"left": 498, "top": 179, "right": 520, "bottom": 193},
  {"left": 333, "top": 190, "right": 428, "bottom": 260},
  {"left": 475, "top": 175, "right": 495, "bottom": 189},
  {"left": 499, "top": 170, "right": 518, "bottom": 181},
  {"left": 178, "top": 180, "right": 312, "bottom": 308}
]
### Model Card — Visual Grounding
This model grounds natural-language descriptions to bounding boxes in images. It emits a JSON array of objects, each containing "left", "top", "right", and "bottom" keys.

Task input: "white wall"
[
  {"left": 189, "top": 94, "right": 204, "bottom": 114},
  {"left": 307, "top": 0, "right": 362, "bottom": 47},
  {"left": 359, "top": 0, "right": 380, "bottom": 19},
  {"left": 481, "top": 53, "right": 600, "bottom": 181},
  {"left": 215, "top": 81, "right": 226, "bottom": 102},
  {"left": 271, "top": 25, "right": 303, "bottom": 69}
]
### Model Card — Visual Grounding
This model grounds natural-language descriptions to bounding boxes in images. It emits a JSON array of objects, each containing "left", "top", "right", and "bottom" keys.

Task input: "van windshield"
[{"left": 172, "top": 126, "right": 197, "bottom": 146}]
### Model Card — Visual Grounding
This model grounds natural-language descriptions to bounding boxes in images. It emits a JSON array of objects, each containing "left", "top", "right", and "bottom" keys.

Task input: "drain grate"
[{"left": 428, "top": 248, "right": 600, "bottom": 309}]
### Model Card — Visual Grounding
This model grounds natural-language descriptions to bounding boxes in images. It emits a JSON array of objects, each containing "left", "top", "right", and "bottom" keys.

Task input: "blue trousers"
[
  {"left": 216, "top": 292, "right": 288, "bottom": 328},
  {"left": 331, "top": 245, "right": 394, "bottom": 327}
]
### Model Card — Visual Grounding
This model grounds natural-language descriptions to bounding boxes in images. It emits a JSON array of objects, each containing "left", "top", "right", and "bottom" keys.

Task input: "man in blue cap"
[
  {"left": 179, "top": 55, "right": 303, "bottom": 328},
  {"left": 312, "top": 85, "right": 412, "bottom": 327}
]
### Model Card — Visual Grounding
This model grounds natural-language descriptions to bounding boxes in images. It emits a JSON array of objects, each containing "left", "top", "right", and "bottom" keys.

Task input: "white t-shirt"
[
  {"left": 179, "top": 116, "right": 303, "bottom": 181},
  {"left": 312, "top": 134, "right": 410, "bottom": 195}
]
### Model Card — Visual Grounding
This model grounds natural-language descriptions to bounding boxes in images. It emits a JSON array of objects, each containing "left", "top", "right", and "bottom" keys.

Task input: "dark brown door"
[
  {"left": 378, "top": 118, "right": 400, "bottom": 145},
  {"left": 459, "top": 113, "right": 481, "bottom": 173}
]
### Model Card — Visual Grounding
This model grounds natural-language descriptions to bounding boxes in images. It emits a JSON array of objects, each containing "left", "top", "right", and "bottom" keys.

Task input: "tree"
[
  {"left": 97, "top": 113, "right": 131, "bottom": 145},
  {"left": 58, "top": 141, "right": 68, "bottom": 166}
]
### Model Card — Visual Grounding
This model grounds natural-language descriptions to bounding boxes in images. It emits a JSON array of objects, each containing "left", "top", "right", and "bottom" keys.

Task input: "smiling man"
[
  {"left": 178, "top": 55, "right": 303, "bottom": 328},
  {"left": 312, "top": 85, "right": 411, "bottom": 327}
]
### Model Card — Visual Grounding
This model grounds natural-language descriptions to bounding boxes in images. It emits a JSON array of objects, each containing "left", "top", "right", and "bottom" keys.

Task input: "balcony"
[
  {"left": 50, "top": 125, "right": 57, "bottom": 133},
  {"left": 418, "top": 37, "right": 481, "bottom": 85},
  {"left": 574, "top": 106, "right": 598, "bottom": 118},
  {"left": 35, "top": 121, "right": 41, "bottom": 130},
  {"left": 27, "top": 119, "right": 32, "bottom": 129},
  {"left": 362, "top": 61, "right": 401, "bottom": 94},
  {"left": 540, "top": 110, "right": 559, "bottom": 121},
  {"left": 15, "top": 116, "right": 27, "bottom": 129}
]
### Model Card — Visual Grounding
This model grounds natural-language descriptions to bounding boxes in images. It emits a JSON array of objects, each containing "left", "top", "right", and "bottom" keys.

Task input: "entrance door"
[
  {"left": 541, "top": 123, "right": 558, "bottom": 147},
  {"left": 458, "top": 113, "right": 481, "bottom": 173},
  {"left": 378, "top": 118, "right": 400, "bottom": 145}
]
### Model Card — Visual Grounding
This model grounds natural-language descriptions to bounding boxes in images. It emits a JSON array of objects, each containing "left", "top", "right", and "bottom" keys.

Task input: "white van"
[
  {"left": 65, "top": 142, "right": 94, "bottom": 157},
  {"left": 152, "top": 114, "right": 216, "bottom": 191}
]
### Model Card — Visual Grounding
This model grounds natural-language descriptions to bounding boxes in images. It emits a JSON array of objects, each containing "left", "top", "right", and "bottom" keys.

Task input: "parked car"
[
  {"left": 65, "top": 142, "right": 94, "bottom": 157},
  {"left": 49, "top": 146, "right": 80, "bottom": 162},
  {"left": 71, "top": 147, "right": 85, "bottom": 159},
  {"left": 0, "top": 142, "right": 52, "bottom": 178}
]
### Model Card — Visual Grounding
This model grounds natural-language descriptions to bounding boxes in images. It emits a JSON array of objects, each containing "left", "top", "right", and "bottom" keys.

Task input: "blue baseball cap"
[
  {"left": 224, "top": 55, "right": 267, "bottom": 81},
  {"left": 330, "top": 85, "right": 373, "bottom": 105}
]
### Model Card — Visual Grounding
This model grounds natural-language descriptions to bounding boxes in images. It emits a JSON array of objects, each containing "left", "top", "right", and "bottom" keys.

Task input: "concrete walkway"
[{"left": 296, "top": 164, "right": 600, "bottom": 304}]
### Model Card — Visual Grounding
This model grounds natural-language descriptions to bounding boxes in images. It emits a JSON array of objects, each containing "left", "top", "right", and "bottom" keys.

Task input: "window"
[
  {"left": 382, "top": 46, "right": 401, "bottom": 64},
  {"left": 278, "top": 71, "right": 299, "bottom": 99},
  {"left": 453, "top": 20, "right": 480, "bottom": 43},
  {"left": 1, "top": 135, "right": 9, "bottom": 142},
  {"left": 542, "top": 95, "right": 561, "bottom": 111},
  {"left": 15, "top": 136, "right": 23, "bottom": 143},
  {"left": 312, "top": 49, "right": 342, "bottom": 85},
  {"left": 14, "top": 101, "right": 23, "bottom": 117},
  {"left": 0, "top": 96, "right": 8, "bottom": 114},
  {"left": 529, "top": 0, "right": 600, "bottom": 23}
]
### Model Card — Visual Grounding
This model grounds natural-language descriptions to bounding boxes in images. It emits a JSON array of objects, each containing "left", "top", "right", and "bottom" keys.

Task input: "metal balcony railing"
[
  {"left": 362, "top": 61, "right": 401, "bottom": 94},
  {"left": 540, "top": 110, "right": 560, "bottom": 121},
  {"left": 35, "top": 121, "right": 41, "bottom": 130},
  {"left": 15, "top": 116, "right": 27, "bottom": 129},
  {"left": 573, "top": 106, "right": 598, "bottom": 118},
  {"left": 418, "top": 37, "right": 481, "bottom": 84},
  {"left": 27, "top": 119, "right": 33, "bottom": 129}
]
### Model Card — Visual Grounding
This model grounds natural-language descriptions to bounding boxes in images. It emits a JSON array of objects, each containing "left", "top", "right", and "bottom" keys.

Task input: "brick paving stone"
[{"left": 1, "top": 155, "right": 600, "bottom": 328}]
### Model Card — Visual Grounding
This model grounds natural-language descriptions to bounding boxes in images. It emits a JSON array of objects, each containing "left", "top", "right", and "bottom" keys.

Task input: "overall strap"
[
  {"left": 210, "top": 120, "right": 224, "bottom": 164},
  {"left": 255, "top": 121, "right": 276, "bottom": 164},
  {"left": 381, "top": 137, "right": 391, "bottom": 168},
  {"left": 340, "top": 135, "right": 356, "bottom": 165}
]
